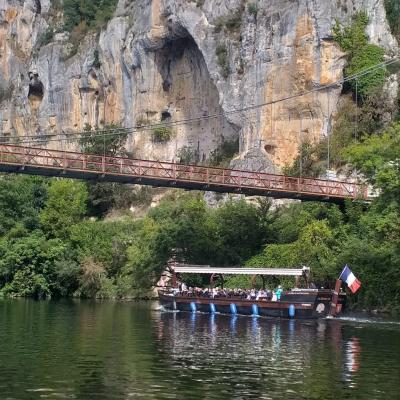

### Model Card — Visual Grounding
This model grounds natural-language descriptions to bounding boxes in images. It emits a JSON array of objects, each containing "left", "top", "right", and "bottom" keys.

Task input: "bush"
[
  {"left": 79, "top": 123, "right": 128, "bottom": 156},
  {"left": 63, "top": 0, "right": 118, "bottom": 31},
  {"left": 225, "top": 11, "right": 242, "bottom": 32},
  {"left": 333, "top": 12, "right": 386, "bottom": 98},
  {"left": 333, "top": 12, "right": 369, "bottom": 55},
  {"left": 176, "top": 146, "right": 198, "bottom": 164},
  {"left": 78, "top": 257, "right": 105, "bottom": 298},
  {"left": 208, "top": 137, "right": 239, "bottom": 166},
  {"left": 216, "top": 44, "right": 229, "bottom": 78},
  {"left": 345, "top": 44, "right": 386, "bottom": 98},
  {"left": 152, "top": 125, "right": 174, "bottom": 143}
]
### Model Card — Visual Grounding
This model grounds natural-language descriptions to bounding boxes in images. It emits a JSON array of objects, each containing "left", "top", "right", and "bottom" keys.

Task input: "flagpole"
[
  {"left": 339, "top": 265, "right": 347, "bottom": 280},
  {"left": 329, "top": 279, "right": 343, "bottom": 317}
]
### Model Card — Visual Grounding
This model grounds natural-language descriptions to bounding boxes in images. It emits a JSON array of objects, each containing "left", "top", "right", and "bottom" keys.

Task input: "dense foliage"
[
  {"left": 333, "top": 13, "right": 386, "bottom": 97},
  {"left": 0, "top": 167, "right": 399, "bottom": 311},
  {"left": 385, "top": 0, "right": 400, "bottom": 39},
  {"left": 63, "top": 0, "right": 118, "bottom": 31},
  {"left": 79, "top": 124, "right": 140, "bottom": 216}
]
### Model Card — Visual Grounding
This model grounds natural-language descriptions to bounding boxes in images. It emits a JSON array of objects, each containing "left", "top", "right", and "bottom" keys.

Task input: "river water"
[{"left": 0, "top": 299, "right": 399, "bottom": 400}]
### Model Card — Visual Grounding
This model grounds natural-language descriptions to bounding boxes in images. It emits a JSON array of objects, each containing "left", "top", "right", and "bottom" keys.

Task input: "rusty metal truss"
[{"left": 0, "top": 144, "right": 370, "bottom": 203}]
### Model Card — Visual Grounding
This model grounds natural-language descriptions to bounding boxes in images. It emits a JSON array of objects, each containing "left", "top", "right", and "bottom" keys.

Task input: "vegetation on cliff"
[
  {"left": 385, "top": 0, "right": 400, "bottom": 39},
  {"left": 63, "top": 0, "right": 118, "bottom": 31},
  {"left": 333, "top": 12, "right": 386, "bottom": 98}
]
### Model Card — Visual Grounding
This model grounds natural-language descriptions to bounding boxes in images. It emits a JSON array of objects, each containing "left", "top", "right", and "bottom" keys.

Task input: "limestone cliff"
[{"left": 0, "top": 0, "right": 398, "bottom": 170}]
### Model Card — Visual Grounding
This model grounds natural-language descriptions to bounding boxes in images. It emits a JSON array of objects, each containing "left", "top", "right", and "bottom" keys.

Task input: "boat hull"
[{"left": 158, "top": 290, "right": 345, "bottom": 319}]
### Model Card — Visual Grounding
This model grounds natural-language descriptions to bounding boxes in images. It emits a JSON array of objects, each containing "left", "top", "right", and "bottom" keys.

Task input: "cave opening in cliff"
[
  {"left": 148, "top": 27, "right": 239, "bottom": 161},
  {"left": 161, "top": 111, "right": 171, "bottom": 121},
  {"left": 28, "top": 72, "right": 44, "bottom": 101},
  {"left": 264, "top": 144, "right": 276, "bottom": 155},
  {"left": 157, "top": 34, "right": 200, "bottom": 93}
]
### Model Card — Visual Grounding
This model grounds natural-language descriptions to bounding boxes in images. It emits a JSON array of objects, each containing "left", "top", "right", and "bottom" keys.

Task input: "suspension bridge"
[{"left": 0, "top": 144, "right": 370, "bottom": 204}]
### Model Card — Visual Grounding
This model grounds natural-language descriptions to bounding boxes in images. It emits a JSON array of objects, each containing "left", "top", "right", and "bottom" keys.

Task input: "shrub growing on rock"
[
  {"left": 216, "top": 44, "right": 229, "bottom": 78},
  {"left": 152, "top": 125, "right": 174, "bottom": 143},
  {"left": 333, "top": 12, "right": 386, "bottom": 98}
]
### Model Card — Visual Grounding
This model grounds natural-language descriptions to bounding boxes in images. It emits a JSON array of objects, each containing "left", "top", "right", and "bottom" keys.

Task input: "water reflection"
[
  {"left": 0, "top": 300, "right": 399, "bottom": 400},
  {"left": 154, "top": 309, "right": 400, "bottom": 399},
  {"left": 344, "top": 337, "right": 362, "bottom": 388}
]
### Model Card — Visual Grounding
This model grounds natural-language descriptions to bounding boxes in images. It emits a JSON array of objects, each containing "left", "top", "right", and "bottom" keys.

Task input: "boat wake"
[
  {"left": 156, "top": 305, "right": 180, "bottom": 313},
  {"left": 331, "top": 316, "right": 400, "bottom": 325}
]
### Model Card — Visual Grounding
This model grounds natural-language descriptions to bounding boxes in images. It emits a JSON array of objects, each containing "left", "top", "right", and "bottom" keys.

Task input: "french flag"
[{"left": 340, "top": 265, "right": 361, "bottom": 294}]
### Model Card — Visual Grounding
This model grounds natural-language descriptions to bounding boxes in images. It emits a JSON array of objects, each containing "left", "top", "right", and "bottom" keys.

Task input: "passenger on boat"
[
  {"left": 276, "top": 285, "right": 283, "bottom": 301},
  {"left": 173, "top": 287, "right": 284, "bottom": 301}
]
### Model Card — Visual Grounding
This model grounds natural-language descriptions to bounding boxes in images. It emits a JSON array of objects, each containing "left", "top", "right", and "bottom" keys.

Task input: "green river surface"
[{"left": 0, "top": 299, "right": 399, "bottom": 400}]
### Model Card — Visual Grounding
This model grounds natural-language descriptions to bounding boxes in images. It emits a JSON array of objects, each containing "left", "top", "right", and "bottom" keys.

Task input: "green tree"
[
  {"left": 0, "top": 231, "right": 69, "bottom": 298},
  {"left": 79, "top": 124, "right": 134, "bottom": 217},
  {"left": 0, "top": 175, "right": 47, "bottom": 236},
  {"left": 344, "top": 122, "right": 400, "bottom": 201},
  {"left": 210, "top": 198, "right": 265, "bottom": 265},
  {"left": 246, "top": 220, "right": 338, "bottom": 288},
  {"left": 40, "top": 180, "right": 88, "bottom": 239},
  {"left": 79, "top": 123, "right": 128, "bottom": 156},
  {"left": 70, "top": 219, "right": 136, "bottom": 277},
  {"left": 333, "top": 12, "right": 369, "bottom": 54},
  {"left": 63, "top": 0, "right": 118, "bottom": 31},
  {"left": 124, "top": 218, "right": 162, "bottom": 296}
]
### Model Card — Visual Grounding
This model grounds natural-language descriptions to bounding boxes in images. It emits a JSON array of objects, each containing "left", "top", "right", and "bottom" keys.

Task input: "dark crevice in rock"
[
  {"left": 28, "top": 72, "right": 44, "bottom": 100},
  {"left": 33, "top": 0, "right": 41, "bottom": 14},
  {"left": 161, "top": 111, "right": 171, "bottom": 121}
]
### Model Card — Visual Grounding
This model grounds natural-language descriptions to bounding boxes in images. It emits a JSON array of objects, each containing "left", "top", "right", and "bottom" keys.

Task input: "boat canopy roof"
[{"left": 172, "top": 264, "right": 309, "bottom": 276}]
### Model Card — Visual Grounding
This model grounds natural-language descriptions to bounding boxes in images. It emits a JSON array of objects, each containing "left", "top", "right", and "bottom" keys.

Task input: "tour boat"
[{"left": 158, "top": 265, "right": 346, "bottom": 319}]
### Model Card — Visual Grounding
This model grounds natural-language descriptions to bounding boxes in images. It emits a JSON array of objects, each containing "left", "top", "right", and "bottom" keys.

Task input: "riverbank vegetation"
[{"left": 0, "top": 156, "right": 399, "bottom": 312}]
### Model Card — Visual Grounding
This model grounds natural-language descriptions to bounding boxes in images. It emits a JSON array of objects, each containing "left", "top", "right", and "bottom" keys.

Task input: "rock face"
[{"left": 0, "top": 0, "right": 398, "bottom": 169}]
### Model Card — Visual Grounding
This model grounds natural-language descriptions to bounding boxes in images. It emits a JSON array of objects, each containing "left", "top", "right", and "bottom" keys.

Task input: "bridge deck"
[{"left": 0, "top": 144, "right": 369, "bottom": 203}]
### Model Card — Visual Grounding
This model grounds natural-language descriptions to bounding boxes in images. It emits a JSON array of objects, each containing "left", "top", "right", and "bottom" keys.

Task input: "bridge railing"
[{"left": 0, "top": 144, "right": 369, "bottom": 200}]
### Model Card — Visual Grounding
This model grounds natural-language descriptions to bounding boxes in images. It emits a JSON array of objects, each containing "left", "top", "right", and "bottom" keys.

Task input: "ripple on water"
[{"left": 0, "top": 300, "right": 399, "bottom": 400}]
